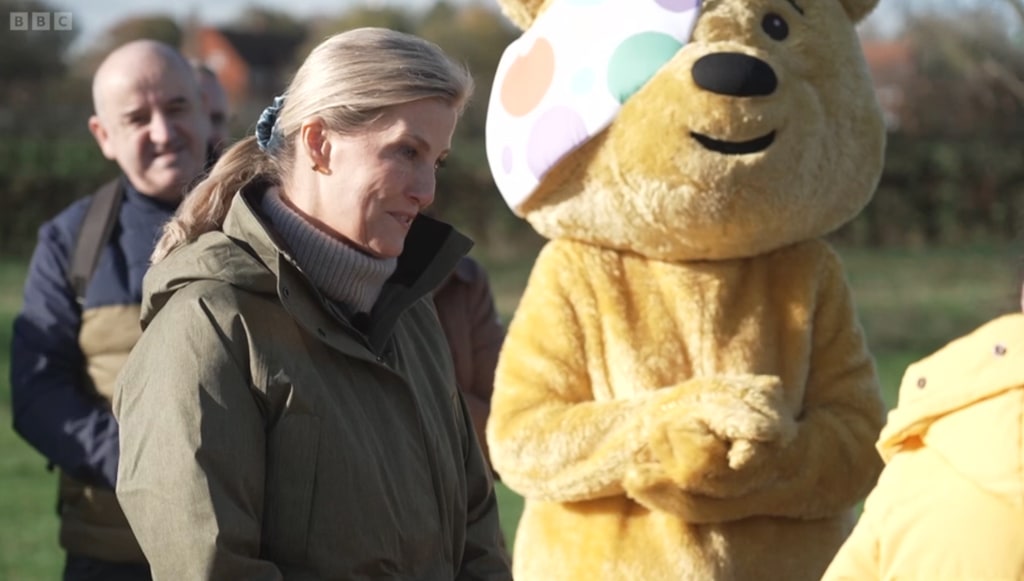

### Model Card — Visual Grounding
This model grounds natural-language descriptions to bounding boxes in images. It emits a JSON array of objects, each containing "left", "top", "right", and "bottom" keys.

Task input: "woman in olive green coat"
[{"left": 112, "top": 28, "right": 510, "bottom": 580}]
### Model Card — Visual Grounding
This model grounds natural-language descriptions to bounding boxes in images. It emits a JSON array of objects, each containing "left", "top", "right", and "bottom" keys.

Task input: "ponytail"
[{"left": 152, "top": 136, "right": 277, "bottom": 264}]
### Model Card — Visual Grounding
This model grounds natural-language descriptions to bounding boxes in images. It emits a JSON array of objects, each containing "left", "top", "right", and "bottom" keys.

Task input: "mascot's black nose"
[{"left": 692, "top": 52, "right": 778, "bottom": 97}]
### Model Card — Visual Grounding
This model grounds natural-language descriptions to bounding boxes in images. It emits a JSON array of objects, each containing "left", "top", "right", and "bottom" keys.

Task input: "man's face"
[
  {"left": 89, "top": 60, "right": 210, "bottom": 202},
  {"left": 200, "top": 72, "right": 230, "bottom": 155}
]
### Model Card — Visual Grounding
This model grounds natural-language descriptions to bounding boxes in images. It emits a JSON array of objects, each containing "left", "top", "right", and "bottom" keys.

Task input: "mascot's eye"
[{"left": 762, "top": 13, "right": 789, "bottom": 41}]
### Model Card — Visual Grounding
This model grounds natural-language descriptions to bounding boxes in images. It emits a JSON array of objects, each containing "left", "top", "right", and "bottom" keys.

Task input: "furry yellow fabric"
[
  {"left": 487, "top": 0, "right": 889, "bottom": 578},
  {"left": 515, "top": 0, "right": 886, "bottom": 262},
  {"left": 489, "top": 239, "right": 885, "bottom": 579}
]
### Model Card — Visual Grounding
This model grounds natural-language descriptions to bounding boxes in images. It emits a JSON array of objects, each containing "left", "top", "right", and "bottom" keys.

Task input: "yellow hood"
[{"left": 878, "top": 313, "right": 1024, "bottom": 507}]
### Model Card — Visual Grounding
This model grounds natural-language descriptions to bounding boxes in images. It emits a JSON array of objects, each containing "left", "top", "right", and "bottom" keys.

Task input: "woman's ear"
[{"left": 299, "top": 118, "right": 332, "bottom": 172}]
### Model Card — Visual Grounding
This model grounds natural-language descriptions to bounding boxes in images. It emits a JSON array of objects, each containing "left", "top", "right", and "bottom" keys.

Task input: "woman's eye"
[
  {"left": 762, "top": 13, "right": 789, "bottom": 41},
  {"left": 401, "top": 146, "right": 418, "bottom": 160}
]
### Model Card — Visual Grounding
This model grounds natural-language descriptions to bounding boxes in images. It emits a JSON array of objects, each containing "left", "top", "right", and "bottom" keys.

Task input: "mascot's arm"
[
  {"left": 628, "top": 247, "right": 885, "bottom": 522},
  {"left": 487, "top": 242, "right": 708, "bottom": 502}
]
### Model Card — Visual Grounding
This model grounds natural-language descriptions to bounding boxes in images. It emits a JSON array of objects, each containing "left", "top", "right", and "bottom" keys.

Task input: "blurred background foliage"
[{"left": 1, "top": 0, "right": 1023, "bottom": 258}]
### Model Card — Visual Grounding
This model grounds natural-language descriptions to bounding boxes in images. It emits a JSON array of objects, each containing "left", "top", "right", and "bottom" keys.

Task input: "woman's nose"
[{"left": 408, "top": 173, "right": 436, "bottom": 209}]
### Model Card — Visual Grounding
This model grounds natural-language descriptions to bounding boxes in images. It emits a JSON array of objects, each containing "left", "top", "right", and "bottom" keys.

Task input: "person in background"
[
  {"left": 112, "top": 27, "right": 510, "bottom": 579},
  {"left": 433, "top": 254, "right": 505, "bottom": 473},
  {"left": 9, "top": 39, "right": 210, "bottom": 581},
  {"left": 822, "top": 279, "right": 1024, "bottom": 580},
  {"left": 191, "top": 60, "right": 231, "bottom": 158}
]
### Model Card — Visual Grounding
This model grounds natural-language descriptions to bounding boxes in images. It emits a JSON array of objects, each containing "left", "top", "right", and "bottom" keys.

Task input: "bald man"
[{"left": 10, "top": 40, "right": 209, "bottom": 581}]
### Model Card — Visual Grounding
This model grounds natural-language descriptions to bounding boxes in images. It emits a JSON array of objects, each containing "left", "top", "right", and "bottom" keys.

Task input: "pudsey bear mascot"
[{"left": 484, "top": 0, "right": 888, "bottom": 579}]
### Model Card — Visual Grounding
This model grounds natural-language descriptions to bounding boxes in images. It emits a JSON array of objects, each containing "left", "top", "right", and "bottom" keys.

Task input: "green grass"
[
  {"left": 0, "top": 262, "right": 62, "bottom": 580},
  {"left": 1, "top": 243, "right": 1016, "bottom": 577}
]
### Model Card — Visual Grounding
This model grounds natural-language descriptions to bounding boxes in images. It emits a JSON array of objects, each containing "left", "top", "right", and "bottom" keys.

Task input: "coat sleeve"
[
  {"left": 113, "top": 292, "right": 283, "bottom": 580},
  {"left": 10, "top": 220, "right": 120, "bottom": 488},
  {"left": 455, "top": 393, "right": 512, "bottom": 581},
  {"left": 464, "top": 263, "right": 505, "bottom": 466},
  {"left": 638, "top": 247, "right": 886, "bottom": 523},
  {"left": 821, "top": 502, "right": 882, "bottom": 580},
  {"left": 465, "top": 262, "right": 505, "bottom": 402}
]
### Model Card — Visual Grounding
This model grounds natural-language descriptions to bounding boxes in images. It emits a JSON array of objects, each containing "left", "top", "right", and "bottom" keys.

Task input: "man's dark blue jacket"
[{"left": 10, "top": 178, "right": 176, "bottom": 561}]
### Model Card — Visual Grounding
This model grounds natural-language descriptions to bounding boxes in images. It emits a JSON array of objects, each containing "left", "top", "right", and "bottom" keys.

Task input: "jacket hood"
[
  {"left": 878, "top": 313, "right": 1024, "bottom": 507},
  {"left": 140, "top": 210, "right": 275, "bottom": 328},
  {"left": 140, "top": 183, "right": 472, "bottom": 332}
]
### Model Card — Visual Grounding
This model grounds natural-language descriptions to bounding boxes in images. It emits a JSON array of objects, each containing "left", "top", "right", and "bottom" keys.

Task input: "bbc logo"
[{"left": 9, "top": 11, "right": 73, "bottom": 31}]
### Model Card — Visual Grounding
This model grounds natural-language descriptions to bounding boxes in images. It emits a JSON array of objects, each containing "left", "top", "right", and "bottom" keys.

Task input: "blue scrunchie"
[{"left": 255, "top": 95, "right": 285, "bottom": 152}]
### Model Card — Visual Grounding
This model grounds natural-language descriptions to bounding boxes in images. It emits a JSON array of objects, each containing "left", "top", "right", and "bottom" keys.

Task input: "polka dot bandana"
[{"left": 486, "top": 0, "right": 702, "bottom": 212}]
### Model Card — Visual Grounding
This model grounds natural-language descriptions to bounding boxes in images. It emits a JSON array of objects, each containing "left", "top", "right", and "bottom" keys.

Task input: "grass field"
[{"left": 0, "top": 244, "right": 1016, "bottom": 579}]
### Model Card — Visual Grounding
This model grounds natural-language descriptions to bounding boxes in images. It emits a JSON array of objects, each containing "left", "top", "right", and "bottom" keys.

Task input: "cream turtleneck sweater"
[{"left": 259, "top": 187, "right": 397, "bottom": 313}]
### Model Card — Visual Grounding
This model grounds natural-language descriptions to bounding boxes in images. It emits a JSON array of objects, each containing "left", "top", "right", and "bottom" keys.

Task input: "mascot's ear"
[
  {"left": 497, "top": 0, "right": 549, "bottom": 29},
  {"left": 839, "top": 0, "right": 880, "bottom": 23}
]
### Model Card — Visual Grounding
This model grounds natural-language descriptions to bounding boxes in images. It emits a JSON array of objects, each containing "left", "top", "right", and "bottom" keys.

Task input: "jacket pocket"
[{"left": 262, "top": 413, "right": 321, "bottom": 565}]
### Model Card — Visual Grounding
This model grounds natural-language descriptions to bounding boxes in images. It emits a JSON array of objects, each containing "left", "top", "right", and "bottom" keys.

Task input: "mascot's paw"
[
  {"left": 623, "top": 462, "right": 727, "bottom": 521},
  {"left": 624, "top": 462, "right": 756, "bottom": 524},
  {"left": 623, "top": 462, "right": 696, "bottom": 516},
  {"left": 643, "top": 374, "right": 797, "bottom": 496},
  {"left": 690, "top": 375, "right": 794, "bottom": 448}
]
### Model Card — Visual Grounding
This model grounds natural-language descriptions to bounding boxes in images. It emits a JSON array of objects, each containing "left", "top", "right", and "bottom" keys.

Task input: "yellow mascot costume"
[{"left": 484, "top": 0, "right": 888, "bottom": 579}]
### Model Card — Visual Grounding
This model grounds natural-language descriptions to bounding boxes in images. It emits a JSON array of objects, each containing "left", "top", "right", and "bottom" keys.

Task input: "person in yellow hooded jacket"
[{"left": 823, "top": 291, "right": 1024, "bottom": 580}]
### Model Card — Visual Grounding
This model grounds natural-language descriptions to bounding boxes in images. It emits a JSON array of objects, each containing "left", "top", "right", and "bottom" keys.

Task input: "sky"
[
  {"left": 53, "top": 0, "right": 448, "bottom": 51},
  {"left": 47, "top": 0, "right": 1013, "bottom": 53}
]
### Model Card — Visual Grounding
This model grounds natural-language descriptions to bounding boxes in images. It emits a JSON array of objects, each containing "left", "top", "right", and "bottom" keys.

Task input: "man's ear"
[
  {"left": 838, "top": 0, "right": 879, "bottom": 23},
  {"left": 87, "top": 115, "right": 117, "bottom": 161},
  {"left": 300, "top": 118, "right": 332, "bottom": 172}
]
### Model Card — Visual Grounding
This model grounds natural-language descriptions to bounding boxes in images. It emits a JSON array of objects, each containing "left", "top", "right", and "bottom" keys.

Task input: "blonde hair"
[{"left": 152, "top": 27, "right": 474, "bottom": 264}]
